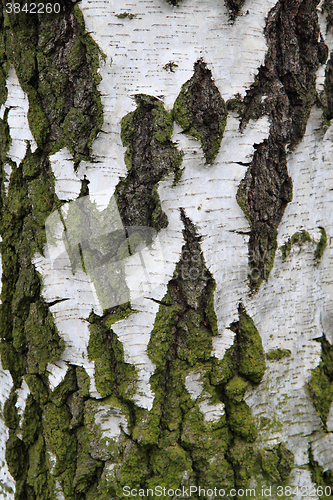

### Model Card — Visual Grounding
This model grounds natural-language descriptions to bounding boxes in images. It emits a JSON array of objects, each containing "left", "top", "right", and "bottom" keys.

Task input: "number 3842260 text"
[{"left": 6, "top": 3, "right": 62, "bottom": 14}]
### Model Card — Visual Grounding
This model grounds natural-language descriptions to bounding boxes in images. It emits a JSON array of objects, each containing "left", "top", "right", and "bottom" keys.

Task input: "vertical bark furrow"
[{"left": 237, "top": 0, "right": 323, "bottom": 290}]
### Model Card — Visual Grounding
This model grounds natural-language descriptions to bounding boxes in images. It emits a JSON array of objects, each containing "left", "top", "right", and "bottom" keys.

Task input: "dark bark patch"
[
  {"left": 237, "top": 0, "right": 322, "bottom": 290},
  {"left": 3, "top": 1, "right": 103, "bottom": 160},
  {"left": 224, "top": 0, "right": 246, "bottom": 20},
  {"left": 173, "top": 59, "right": 227, "bottom": 164},
  {"left": 165, "top": 0, "right": 183, "bottom": 5},
  {"left": 324, "top": 52, "right": 333, "bottom": 119},
  {"left": 116, "top": 94, "right": 183, "bottom": 230}
]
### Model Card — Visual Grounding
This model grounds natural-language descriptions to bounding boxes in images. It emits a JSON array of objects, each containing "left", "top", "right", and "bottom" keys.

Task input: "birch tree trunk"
[{"left": 1, "top": 0, "right": 333, "bottom": 499}]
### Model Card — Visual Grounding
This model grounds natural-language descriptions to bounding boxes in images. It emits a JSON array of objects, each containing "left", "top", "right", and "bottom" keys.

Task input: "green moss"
[
  {"left": 308, "top": 334, "right": 333, "bottom": 425},
  {"left": 280, "top": 230, "right": 313, "bottom": 260},
  {"left": 324, "top": 51, "right": 333, "bottom": 122},
  {"left": 163, "top": 61, "right": 178, "bottom": 73},
  {"left": 226, "top": 93, "right": 244, "bottom": 114},
  {"left": 26, "top": 433, "right": 53, "bottom": 499},
  {"left": 60, "top": 107, "right": 91, "bottom": 159},
  {"left": 0, "top": 341, "right": 24, "bottom": 388},
  {"left": 73, "top": 446, "right": 103, "bottom": 494},
  {"left": 225, "top": 376, "right": 248, "bottom": 402},
  {"left": 309, "top": 448, "right": 333, "bottom": 498},
  {"left": 308, "top": 366, "right": 333, "bottom": 424},
  {"left": 4, "top": 2, "right": 104, "bottom": 162},
  {"left": 226, "top": 401, "right": 257, "bottom": 442},
  {"left": 276, "top": 443, "right": 294, "bottom": 481},
  {"left": 117, "top": 95, "right": 183, "bottom": 230},
  {"left": 314, "top": 226, "right": 327, "bottom": 262},
  {"left": 5, "top": 432, "right": 27, "bottom": 481},
  {"left": 102, "top": 302, "right": 134, "bottom": 329},
  {"left": 43, "top": 402, "right": 77, "bottom": 478},
  {"left": 227, "top": 438, "right": 257, "bottom": 488},
  {"left": 76, "top": 366, "right": 91, "bottom": 397},
  {"left": 25, "top": 302, "right": 65, "bottom": 375},
  {"left": 0, "top": 109, "right": 11, "bottom": 166},
  {"left": 87, "top": 315, "right": 137, "bottom": 399},
  {"left": 236, "top": 304, "right": 266, "bottom": 385},
  {"left": 248, "top": 227, "right": 278, "bottom": 292},
  {"left": 115, "top": 12, "right": 136, "bottom": 19},
  {"left": 280, "top": 238, "right": 292, "bottom": 260},
  {"left": 50, "top": 365, "right": 77, "bottom": 407},
  {"left": 210, "top": 349, "right": 235, "bottom": 386},
  {"left": 0, "top": 3, "right": 110, "bottom": 499},
  {"left": 66, "top": 38, "right": 84, "bottom": 73},
  {"left": 266, "top": 348, "right": 291, "bottom": 361},
  {"left": 21, "top": 394, "right": 41, "bottom": 447},
  {"left": 260, "top": 443, "right": 294, "bottom": 483},
  {"left": 146, "top": 444, "right": 193, "bottom": 490},
  {"left": 173, "top": 59, "right": 227, "bottom": 164},
  {"left": 27, "top": 88, "right": 49, "bottom": 148},
  {"left": 84, "top": 396, "right": 130, "bottom": 462},
  {"left": 3, "top": 387, "right": 19, "bottom": 430},
  {"left": 113, "top": 441, "right": 150, "bottom": 494},
  {"left": 141, "top": 212, "right": 239, "bottom": 492},
  {"left": 74, "top": 3, "right": 106, "bottom": 86}
]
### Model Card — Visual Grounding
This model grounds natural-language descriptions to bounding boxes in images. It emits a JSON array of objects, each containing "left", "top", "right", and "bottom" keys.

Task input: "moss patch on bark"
[
  {"left": 116, "top": 94, "right": 183, "bottom": 231},
  {"left": 308, "top": 335, "right": 333, "bottom": 426},
  {"left": 173, "top": 59, "right": 227, "bottom": 164}
]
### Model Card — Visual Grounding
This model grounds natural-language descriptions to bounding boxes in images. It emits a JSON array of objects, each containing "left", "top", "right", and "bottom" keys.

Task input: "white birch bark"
[{"left": 1, "top": 0, "right": 333, "bottom": 498}]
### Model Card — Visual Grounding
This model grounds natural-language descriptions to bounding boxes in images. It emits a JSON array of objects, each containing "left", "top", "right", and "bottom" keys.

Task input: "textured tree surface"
[{"left": 1, "top": 0, "right": 333, "bottom": 499}]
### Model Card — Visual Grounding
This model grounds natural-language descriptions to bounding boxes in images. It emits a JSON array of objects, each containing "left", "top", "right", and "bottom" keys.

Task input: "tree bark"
[{"left": 1, "top": 0, "right": 333, "bottom": 499}]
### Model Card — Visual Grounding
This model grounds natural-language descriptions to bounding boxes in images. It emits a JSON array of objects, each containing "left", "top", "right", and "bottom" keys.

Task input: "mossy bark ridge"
[
  {"left": 0, "top": 1, "right": 103, "bottom": 498},
  {"left": 173, "top": 59, "right": 228, "bottom": 164},
  {"left": 116, "top": 94, "right": 183, "bottom": 231}
]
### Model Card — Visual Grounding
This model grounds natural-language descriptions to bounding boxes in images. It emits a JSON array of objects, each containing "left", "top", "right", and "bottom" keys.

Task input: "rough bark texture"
[
  {"left": 237, "top": 0, "right": 324, "bottom": 290},
  {"left": 173, "top": 59, "right": 227, "bottom": 164},
  {"left": 1, "top": 0, "right": 333, "bottom": 499}
]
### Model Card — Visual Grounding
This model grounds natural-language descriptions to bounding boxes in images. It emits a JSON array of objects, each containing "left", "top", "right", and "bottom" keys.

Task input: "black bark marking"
[{"left": 237, "top": 0, "right": 323, "bottom": 290}]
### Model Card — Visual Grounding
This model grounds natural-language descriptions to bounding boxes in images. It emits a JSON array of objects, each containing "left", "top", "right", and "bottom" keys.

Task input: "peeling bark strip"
[
  {"left": 237, "top": 0, "right": 323, "bottom": 290},
  {"left": 173, "top": 59, "right": 228, "bottom": 164}
]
